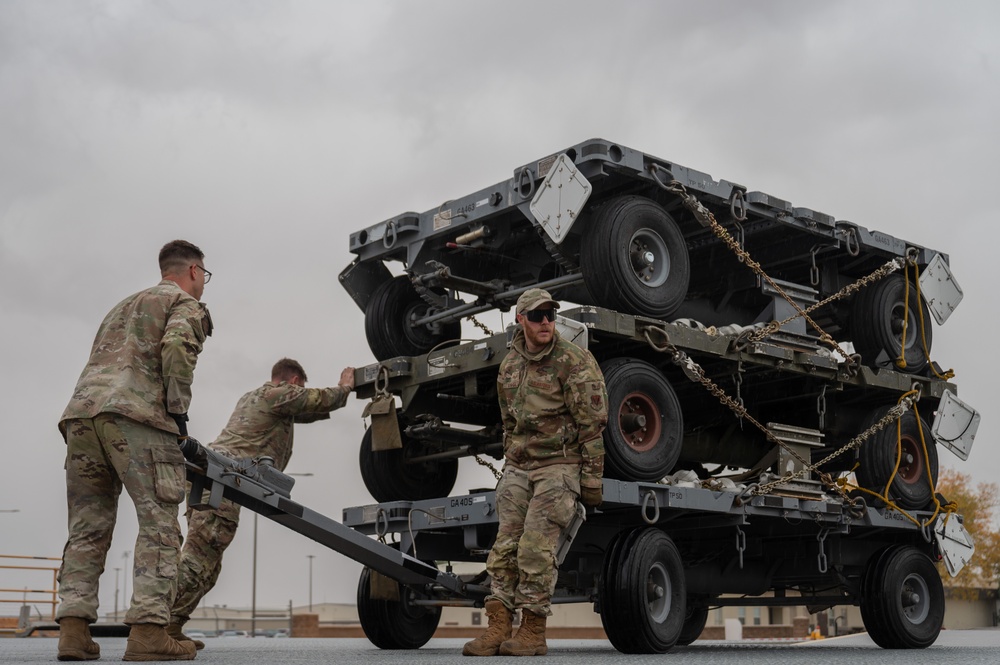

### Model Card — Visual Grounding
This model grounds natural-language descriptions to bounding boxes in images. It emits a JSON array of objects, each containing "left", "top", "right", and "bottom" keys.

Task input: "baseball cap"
[{"left": 516, "top": 288, "right": 560, "bottom": 315}]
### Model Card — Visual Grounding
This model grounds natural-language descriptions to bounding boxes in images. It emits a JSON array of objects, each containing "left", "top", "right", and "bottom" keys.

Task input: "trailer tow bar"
[{"left": 183, "top": 441, "right": 468, "bottom": 596}]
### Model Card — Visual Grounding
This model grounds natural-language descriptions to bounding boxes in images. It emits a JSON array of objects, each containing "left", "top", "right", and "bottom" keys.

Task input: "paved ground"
[{"left": 3, "top": 631, "right": 1000, "bottom": 664}]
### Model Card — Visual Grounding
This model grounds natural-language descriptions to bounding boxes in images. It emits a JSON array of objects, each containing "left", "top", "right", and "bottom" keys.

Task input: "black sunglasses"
[{"left": 524, "top": 308, "right": 555, "bottom": 323}]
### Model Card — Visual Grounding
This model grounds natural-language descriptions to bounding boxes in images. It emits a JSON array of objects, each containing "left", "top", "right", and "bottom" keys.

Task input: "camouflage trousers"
[
  {"left": 486, "top": 463, "right": 581, "bottom": 616},
  {"left": 171, "top": 500, "right": 240, "bottom": 625},
  {"left": 57, "top": 414, "right": 186, "bottom": 625}
]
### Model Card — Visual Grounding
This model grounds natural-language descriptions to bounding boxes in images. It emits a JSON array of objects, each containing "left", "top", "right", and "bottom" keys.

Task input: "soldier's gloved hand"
[
  {"left": 580, "top": 476, "right": 603, "bottom": 507},
  {"left": 170, "top": 412, "right": 189, "bottom": 441},
  {"left": 178, "top": 436, "right": 207, "bottom": 467}
]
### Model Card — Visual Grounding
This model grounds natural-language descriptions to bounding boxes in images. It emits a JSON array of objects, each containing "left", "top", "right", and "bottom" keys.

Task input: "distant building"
[{"left": 168, "top": 586, "right": 997, "bottom": 641}]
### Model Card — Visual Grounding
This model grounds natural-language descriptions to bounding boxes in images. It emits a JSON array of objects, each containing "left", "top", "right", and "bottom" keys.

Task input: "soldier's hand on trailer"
[
  {"left": 339, "top": 367, "right": 355, "bottom": 392},
  {"left": 581, "top": 483, "right": 603, "bottom": 507}
]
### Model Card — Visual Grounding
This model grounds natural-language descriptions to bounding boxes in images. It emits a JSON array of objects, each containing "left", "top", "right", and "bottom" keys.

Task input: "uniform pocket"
[
  {"left": 156, "top": 530, "right": 182, "bottom": 579},
  {"left": 544, "top": 467, "right": 581, "bottom": 529},
  {"left": 150, "top": 446, "right": 185, "bottom": 504}
]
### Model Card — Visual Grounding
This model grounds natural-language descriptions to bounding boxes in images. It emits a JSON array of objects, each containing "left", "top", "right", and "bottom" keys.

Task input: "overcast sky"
[{"left": 2, "top": 1, "right": 998, "bottom": 618}]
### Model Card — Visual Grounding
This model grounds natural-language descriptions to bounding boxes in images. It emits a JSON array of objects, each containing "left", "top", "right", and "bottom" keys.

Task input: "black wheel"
[
  {"left": 859, "top": 547, "right": 896, "bottom": 647},
  {"left": 357, "top": 552, "right": 441, "bottom": 649},
  {"left": 677, "top": 598, "right": 709, "bottom": 646},
  {"left": 599, "top": 527, "right": 686, "bottom": 654},
  {"left": 849, "top": 273, "right": 931, "bottom": 374},
  {"left": 580, "top": 196, "right": 690, "bottom": 319},
  {"left": 598, "top": 528, "right": 645, "bottom": 651},
  {"left": 600, "top": 358, "right": 683, "bottom": 482},
  {"left": 359, "top": 416, "right": 458, "bottom": 502},
  {"left": 364, "top": 275, "right": 461, "bottom": 361},
  {"left": 859, "top": 546, "right": 944, "bottom": 648},
  {"left": 855, "top": 406, "right": 938, "bottom": 511}
]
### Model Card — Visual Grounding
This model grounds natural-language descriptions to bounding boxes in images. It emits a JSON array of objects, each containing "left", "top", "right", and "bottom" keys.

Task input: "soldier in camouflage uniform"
[
  {"left": 56, "top": 240, "right": 213, "bottom": 662},
  {"left": 463, "top": 288, "right": 608, "bottom": 658},
  {"left": 167, "top": 358, "right": 355, "bottom": 649}
]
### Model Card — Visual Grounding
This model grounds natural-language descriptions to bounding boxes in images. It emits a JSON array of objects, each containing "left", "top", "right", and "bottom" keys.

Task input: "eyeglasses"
[
  {"left": 195, "top": 265, "right": 212, "bottom": 284},
  {"left": 524, "top": 308, "right": 555, "bottom": 323}
]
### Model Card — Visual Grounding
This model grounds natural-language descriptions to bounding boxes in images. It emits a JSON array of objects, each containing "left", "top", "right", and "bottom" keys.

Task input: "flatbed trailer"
[
  {"left": 183, "top": 438, "right": 974, "bottom": 653},
  {"left": 339, "top": 138, "right": 964, "bottom": 379},
  {"left": 351, "top": 305, "right": 974, "bottom": 514}
]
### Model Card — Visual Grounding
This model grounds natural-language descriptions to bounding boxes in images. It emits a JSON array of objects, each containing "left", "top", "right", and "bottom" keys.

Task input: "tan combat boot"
[
  {"left": 499, "top": 609, "right": 548, "bottom": 656},
  {"left": 123, "top": 624, "right": 196, "bottom": 661},
  {"left": 57, "top": 617, "right": 101, "bottom": 661},
  {"left": 166, "top": 623, "right": 205, "bottom": 650},
  {"left": 462, "top": 599, "right": 514, "bottom": 656}
]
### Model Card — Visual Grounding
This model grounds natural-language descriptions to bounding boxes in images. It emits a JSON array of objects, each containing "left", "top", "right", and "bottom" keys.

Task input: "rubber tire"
[
  {"left": 859, "top": 547, "right": 896, "bottom": 647},
  {"left": 677, "top": 599, "right": 709, "bottom": 646},
  {"left": 357, "top": 550, "right": 441, "bottom": 649},
  {"left": 359, "top": 415, "right": 458, "bottom": 502},
  {"left": 598, "top": 528, "right": 645, "bottom": 651},
  {"left": 600, "top": 357, "right": 684, "bottom": 482},
  {"left": 599, "top": 527, "right": 686, "bottom": 654},
  {"left": 849, "top": 273, "right": 931, "bottom": 374},
  {"left": 598, "top": 528, "right": 644, "bottom": 651},
  {"left": 580, "top": 196, "right": 690, "bottom": 319},
  {"left": 859, "top": 546, "right": 944, "bottom": 649},
  {"left": 364, "top": 275, "right": 461, "bottom": 361},
  {"left": 855, "top": 406, "right": 938, "bottom": 511}
]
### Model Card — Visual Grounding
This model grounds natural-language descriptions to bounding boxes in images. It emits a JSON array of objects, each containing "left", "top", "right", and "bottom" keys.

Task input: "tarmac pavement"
[{"left": 3, "top": 631, "right": 1000, "bottom": 664}]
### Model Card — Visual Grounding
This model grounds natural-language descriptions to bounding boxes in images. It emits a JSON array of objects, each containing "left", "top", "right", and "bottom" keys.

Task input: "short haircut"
[
  {"left": 159, "top": 240, "right": 205, "bottom": 277},
  {"left": 272, "top": 358, "right": 308, "bottom": 384}
]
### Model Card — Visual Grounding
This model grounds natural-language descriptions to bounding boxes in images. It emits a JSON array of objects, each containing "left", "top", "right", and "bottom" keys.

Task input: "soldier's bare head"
[
  {"left": 159, "top": 240, "right": 208, "bottom": 301},
  {"left": 272, "top": 358, "right": 308, "bottom": 386}
]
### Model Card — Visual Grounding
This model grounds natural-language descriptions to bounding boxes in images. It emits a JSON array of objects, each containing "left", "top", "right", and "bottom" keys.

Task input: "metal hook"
[
  {"left": 729, "top": 188, "right": 748, "bottom": 222},
  {"left": 641, "top": 490, "right": 660, "bottom": 524},
  {"left": 374, "top": 365, "right": 391, "bottom": 398},
  {"left": 383, "top": 219, "right": 398, "bottom": 249}
]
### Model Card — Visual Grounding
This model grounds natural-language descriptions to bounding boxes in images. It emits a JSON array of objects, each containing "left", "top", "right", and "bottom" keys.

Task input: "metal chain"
[
  {"left": 474, "top": 454, "right": 503, "bottom": 481},
  {"left": 653, "top": 177, "right": 859, "bottom": 371},
  {"left": 743, "top": 256, "right": 907, "bottom": 346},
  {"left": 643, "top": 326, "right": 814, "bottom": 473},
  {"left": 642, "top": 325, "right": 918, "bottom": 499},
  {"left": 467, "top": 315, "right": 494, "bottom": 336}
]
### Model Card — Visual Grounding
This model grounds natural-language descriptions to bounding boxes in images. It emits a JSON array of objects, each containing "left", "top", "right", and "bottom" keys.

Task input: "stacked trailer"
[
  {"left": 339, "top": 137, "right": 964, "bottom": 381},
  {"left": 183, "top": 427, "right": 974, "bottom": 654},
  {"left": 351, "top": 306, "right": 976, "bottom": 513},
  {"left": 342, "top": 478, "right": 975, "bottom": 652},
  {"left": 181, "top": 139, "right": 979, "bottom": 653}
]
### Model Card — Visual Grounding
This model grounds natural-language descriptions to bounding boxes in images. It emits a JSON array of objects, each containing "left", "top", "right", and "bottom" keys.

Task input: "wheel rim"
[
  {"left": 900, "top": 572, "right": 930, "bottom": 624},
  {"left": 896, "top": 434, "right": 925, "bottom": 484},
  {"left": 619, "top": 392, "right": 662, "bottom": 453},
  {"left": 646, "top": 561, "right": 672, "bottom": 623},
  {"left": 889, "top": 302, "right": 919, "bottom": 351},
  {"left": 628, "top": 228, "right": 671, "bottom": 288}
]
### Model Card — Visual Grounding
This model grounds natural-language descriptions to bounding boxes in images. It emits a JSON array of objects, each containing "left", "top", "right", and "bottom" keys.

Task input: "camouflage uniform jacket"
[
  {"left": 60, "top": 280, "right": 211, "bottom": 437},
  {"left": 210, "top": 382, "right": 350, "bottom": 472},
  {"left": 497, "top": 328, "right": 608, "bottom": 470}
]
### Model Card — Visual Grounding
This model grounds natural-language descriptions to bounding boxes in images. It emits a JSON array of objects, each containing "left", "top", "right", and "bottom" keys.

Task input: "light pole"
[
  {"left": 251, "top": 513, "right": 258, "bottom": 638},
  {"left": 121, "top": 550, "right": 131, "bottom": 615},
  {"left": 307, "top": 555, "right": 315, "bottom": 613},
  {"left": 113, "top": 567, "right": 120, "bottom": 621}
]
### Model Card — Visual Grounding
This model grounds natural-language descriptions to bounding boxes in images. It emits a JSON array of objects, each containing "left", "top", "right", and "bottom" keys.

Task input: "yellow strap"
[{"left": 852, "top": 390, "right": 955, "bottom": 529}]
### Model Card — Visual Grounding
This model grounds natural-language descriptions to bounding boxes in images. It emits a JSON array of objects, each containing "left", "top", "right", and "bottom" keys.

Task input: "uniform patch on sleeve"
[{"left": 590, "top": 394, "right": 604, "bottom": 410}]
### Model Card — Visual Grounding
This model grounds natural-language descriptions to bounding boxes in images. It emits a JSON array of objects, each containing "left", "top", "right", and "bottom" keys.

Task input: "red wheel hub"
[{"left": 618, "top": 392, "right": 662, "bottom": 452}]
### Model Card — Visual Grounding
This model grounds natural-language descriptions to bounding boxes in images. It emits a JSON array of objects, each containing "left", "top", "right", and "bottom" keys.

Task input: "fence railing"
[{"left": 0, "top": 554, "right": 60, "bottom": 625}]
